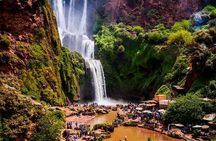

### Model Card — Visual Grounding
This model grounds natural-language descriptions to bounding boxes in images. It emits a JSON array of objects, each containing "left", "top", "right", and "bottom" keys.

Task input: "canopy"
[
  {"left": 174, "top": 124, "right": 184, "bottom": 128},
  {"left": 201, "top": 125, "right": 209, "bottom": 130},
  {"left": 203, "top": 113, "right": 216, "bottom": 121},
  {"left": 158, "top": 109, "right": 166, "bottom": 113},
  {"left": 136, "top": 107, "right": 143, "bottom": 111},
  {"left": 143, "top": 110, "right": 152, "bottom": 114},
  {"left": 193, "top": 125, "right": 202, "bottom": 129}
]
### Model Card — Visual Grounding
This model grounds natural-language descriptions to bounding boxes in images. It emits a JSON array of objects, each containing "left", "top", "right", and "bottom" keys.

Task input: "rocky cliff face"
[
  {"left": 0, "top": 0, "right": 84, "bottom": 105},
  {"left": 0, "top": 0, "right": 85, "bottom": 140},
  {"left": 98, "top": 0, "right": 205, "bottom": 27}
]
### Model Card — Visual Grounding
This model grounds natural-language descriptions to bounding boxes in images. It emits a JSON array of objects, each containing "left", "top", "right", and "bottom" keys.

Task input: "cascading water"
[{"left": 52, "top": 0, "right": 107, "bottom": 103}]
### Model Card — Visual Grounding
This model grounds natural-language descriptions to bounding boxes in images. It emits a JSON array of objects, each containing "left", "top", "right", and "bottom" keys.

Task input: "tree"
[
  {"left": 32, "top": 111, "right": 65, "bottom": 141},
  {"left": 164, "top": 94, "right": 213, "bottom": 124}
]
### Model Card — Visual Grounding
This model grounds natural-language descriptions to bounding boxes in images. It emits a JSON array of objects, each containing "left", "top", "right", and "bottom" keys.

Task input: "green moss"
[{"left": 59, "top": 47, "right": 85, "bottom": 101}]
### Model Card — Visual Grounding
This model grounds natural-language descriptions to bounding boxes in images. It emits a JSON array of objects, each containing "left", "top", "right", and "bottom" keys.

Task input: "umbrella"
[
  {"left": 143, "top": 110, "right": 152, "bottom": 114},
  {"left": 136, "top": 107, "right": 143, "bottom": 111},
  {"left": 203, "top": 113, "right": 216, "bottom": 121},
  {"left": 174, "top": 124, "right": 184, "bottom": 128},
  {"left": 201, "top": 125, "right": 209, "bottom": 130},
  {"left": 192, "top": 125, "right": 202, "bottom": 129},
  {"left": 158, "top": 109, "right": 166, "bottom": 113}
]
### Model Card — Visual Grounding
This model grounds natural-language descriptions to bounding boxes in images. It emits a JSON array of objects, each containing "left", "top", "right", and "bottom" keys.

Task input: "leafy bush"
[
  {"left": 132, "top": 25, "right": 144, "bottom": 34},
  {"left": 32, "top": 110, "right": 65, "bottom": 141},
  {"left": 167, "top": 30, "right": 193, "bottom": 46},
  {"left": 202, "top": 80, "right": 216, "bottom": 99},
  {"left": 155, "top": 85, "right": 171, "bottom": 96},
  {"left": 147, "top": 31, "right": 166, "bottom": 44},
  {"left": 164, "top": 94, "right": 213, "bottom": 124},
  {"left": 93, "top": 123, "right": 114, "bottom": 132},
  {"left": 204, "top": 5, "right": 216, "bottom": 12},
  {"left": 171, "top": 20, "right": 192, "bottom": 31}
]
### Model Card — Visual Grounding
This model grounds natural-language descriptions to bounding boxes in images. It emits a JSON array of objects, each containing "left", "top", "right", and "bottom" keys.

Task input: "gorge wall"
[
  {"left": 0, "top": 1, "right": 84, "bottom": 139},
  {"left": 0, "top": 0, "right": 84, "bottom": 105},
  {"left": 93, "top": 0, "right": 216, "bottom": 29}
]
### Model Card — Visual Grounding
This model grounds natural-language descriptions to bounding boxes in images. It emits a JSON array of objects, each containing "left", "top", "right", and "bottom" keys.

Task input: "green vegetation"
[
  {"left": 35, "top": 27, "right": 46, "bottom": 42},
  {"left": 171, "top": 20, "right": 192, "bottom": 31},
  {"left": 93, "top": 123, "right": 114, "bottom": 132},
  {"left": 0, "top": 91, "right": 41, "bottom": 140},
  {"left": 32, "top": 110, "right": 65, "bottom": 141},
  {"left": 164, "top": 94, "right": 213, "bottom": 124},
  {"left": 155, "top": 85, "right": 171, "bottom": 96},
  {"left": 60, "top": 47, "right": 85, "bottom": 100},
  {"left": 0, "top": 0, "right": 84, "bottom": 140},
  {"left": 167, "top": 30, "right": 193, "bottom": 46},
  {"left": 95, "top": 23, "right": 179, "bottom": 99}
]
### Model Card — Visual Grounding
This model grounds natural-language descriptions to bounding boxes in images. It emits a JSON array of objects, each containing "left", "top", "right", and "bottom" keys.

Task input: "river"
[{"left": 89, "top": 111, "right": 182, "bottom": 141}]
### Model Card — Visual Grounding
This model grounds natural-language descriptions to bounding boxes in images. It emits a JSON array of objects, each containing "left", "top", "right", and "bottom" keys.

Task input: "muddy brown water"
[{"left": 89, "top": 111, "right": 182, "bottom": 141}]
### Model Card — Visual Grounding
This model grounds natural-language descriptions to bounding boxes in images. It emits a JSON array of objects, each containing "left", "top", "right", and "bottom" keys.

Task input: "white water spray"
[{"left": 52, "top": 0, "right": 107, "bottom": 103}]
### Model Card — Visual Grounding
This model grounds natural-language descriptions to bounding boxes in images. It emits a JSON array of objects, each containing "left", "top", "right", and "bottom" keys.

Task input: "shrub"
[
  {"left": 167, "top": 30, "right": 193, "bottom": 46},
  {"left": 0, "top": 92, "right": 41, "bottom": 140},
  {"left": 171, "top": 20, "right": 192, "bottom": 31},
  {"left": 0, "top": 34, "right": 10, "bottom": 49},
  {"left": 93, "top": 123, "right": 114, "bottom": 132},
  {"left": 32, "top": 110, "right": 65, "bottom": 141},
  {"left": 204, "top": 5, "right": 216, "bottom": 12},
  {"left": 155, "top": 85, "right": 171, "bottom": 96},
  {"left": 164, "top": 94, "right": 213, "bottom": 124},
  {"left": 132, "top": 25, "right": 144, "bottom": 34},
  {"left": 147, "top": 31, "right": 166, "bottom": 44},
  {"left": 202, "top": 80, "right": 216, "bottom": 99}
]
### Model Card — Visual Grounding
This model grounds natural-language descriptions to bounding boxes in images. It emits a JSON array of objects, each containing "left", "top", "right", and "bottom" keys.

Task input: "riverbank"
[{"left": 59, "top": 102, "right": 215, "bottom": 141}]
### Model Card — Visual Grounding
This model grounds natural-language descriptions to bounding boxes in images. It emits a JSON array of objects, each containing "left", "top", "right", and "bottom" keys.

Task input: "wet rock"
[
  {"left": 93, "top": 123, "right": 114, "bottom": 133},
  {"left": 167, "top": 129, "right": 183, "bottom": 139},
  {"left": 123, "top": 120, "right": 138, "bottom": 127}
]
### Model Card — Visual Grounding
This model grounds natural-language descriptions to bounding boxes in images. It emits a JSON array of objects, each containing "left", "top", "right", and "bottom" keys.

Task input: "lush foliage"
[
  {"left": 164, "top": 94, "right": 213, "bottom": 124},
  {"left": 0, "top": 91, "right": 41, "bottom": 140},
  {"left": 60, "top": 48, "right": 85, "bottom": 101},
  {"left": 32, "top": 110, "right": 65, "bottom": 141},
  {"left": 167, "top": 30, "right": 193, "bottom": 46},
  {"left": 155, "top": 85, "right": 171, "bottom": 96},
  {"left": 95, "top": 23, "right": 177, "bottom": 100}
]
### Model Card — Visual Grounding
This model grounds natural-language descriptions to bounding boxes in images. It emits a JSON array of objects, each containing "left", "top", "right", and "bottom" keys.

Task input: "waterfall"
[{"left": 52, "top": 0, "right": 107, "bottom": 103}]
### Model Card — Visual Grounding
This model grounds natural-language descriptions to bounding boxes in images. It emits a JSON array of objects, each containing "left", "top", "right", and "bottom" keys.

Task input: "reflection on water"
[
  {"left": 105, "top": 126, "right": 182, "bottom": 141},
  {"left": 90, "top": 111, "right": 182, "bottom": 141}
]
